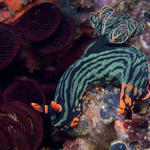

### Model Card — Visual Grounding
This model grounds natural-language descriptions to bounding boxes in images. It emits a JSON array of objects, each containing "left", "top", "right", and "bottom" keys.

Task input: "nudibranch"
[{"left": 31, "top": 5, "right": 150, "bottom": 134}]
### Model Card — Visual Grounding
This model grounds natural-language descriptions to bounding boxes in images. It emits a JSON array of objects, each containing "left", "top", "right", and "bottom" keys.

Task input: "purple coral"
[
  {"left": 3, "top": 76, "right": 46, "bottom": 105},
  {"left": 0, "top": 23, "right": 18, "bottom": 71},
  {"left": 32, "top": 16, "right": 75, "bottom": 55},
  {"left": 0, "top": 86, "right": 3, "bottom": 105},
  {"left": 123, "top": 118, "right": 149, "bottom": 148},
  {"left": 17, "top": 3, "right": 62, "bottom": 42},
  {"left": 0, "top": 104, "right": 32, "bottom": 135},
  {"left": 6, "top": 101, "right": 44, "bottom": 150},
  {"left": 0, "top": 117, "right": 32, "bottom": 150},
  {"left": 115, "top": 117, "right": 150, "bottom": 149},
  {"left": 0, "top": 124, "right": 14, "bottom": 150}
]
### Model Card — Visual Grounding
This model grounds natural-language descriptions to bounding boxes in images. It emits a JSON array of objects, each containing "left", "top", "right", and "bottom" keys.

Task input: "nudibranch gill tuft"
[{"left": 31, "top": 5, "right": 150, "bottom": 134}]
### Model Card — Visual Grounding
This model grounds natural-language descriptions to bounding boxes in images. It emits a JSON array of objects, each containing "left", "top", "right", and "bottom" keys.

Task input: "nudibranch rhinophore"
[{"left": 31, "top": 5, "right": 150, "bottom": 134}]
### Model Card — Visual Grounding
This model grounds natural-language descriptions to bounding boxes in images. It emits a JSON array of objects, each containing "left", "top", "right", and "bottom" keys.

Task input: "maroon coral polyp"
[
  {"left": 33, "top": 17, "right": 75, "bottom": 55},
  {"left": 0, "top": 117, "right": 32, "bottom": 150},
  {"left": 0, "top": 105, "right": 32, "bottom": 135},
  {"left": 0, "top": 23, "right": 18, "bottom": 71},
  {"left": 6, "top": 101, "right": 44, "bottom": 150},
  {"left": 0, "top": 124, "right": 14, "bottom": 150},
  {"left": 3, "top": 76, "right": 46, "bottom": 105},
  {"left": 18, "top": 3, "right": 62, "bottom": 42}
]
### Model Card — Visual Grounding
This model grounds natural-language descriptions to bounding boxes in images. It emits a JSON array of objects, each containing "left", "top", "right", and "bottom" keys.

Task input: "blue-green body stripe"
[{"left": 51, "top": 38, "right": 148, "bottom": 129}]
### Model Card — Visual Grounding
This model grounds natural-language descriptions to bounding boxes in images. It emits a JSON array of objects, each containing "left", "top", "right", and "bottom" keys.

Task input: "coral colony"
[
  {"left": 0, "top": 23, "right": 18, "bottom": 70},
  {"left": 0, "top": 0, "right": 150, "bottom": 150}
]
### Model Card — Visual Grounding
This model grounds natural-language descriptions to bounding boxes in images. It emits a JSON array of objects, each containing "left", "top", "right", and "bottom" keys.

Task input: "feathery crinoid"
[
  {"left": 0, "top": 117, "right": 32, "bottom": 150},
  {"left": 89, "top": 5, "right": 118, "bottom": 35},
  {"left": 32, "top": 16, "right": 75, "bottom": 55},
  {"left": 3, "top": 77, "right": 46, "bottom": 105},
  {"left": 17, "top": 3, "right": 62, "bottom": 42},
  {"left": 0, "top": 23, "right": 18, "bottom": 71},
  {"left": 108, "top": 14, "right": 145, "bottom": 44},
  {"left": 6, "top": 101, "right": 44, "bottom": 150},
  {"left": 89, "top": 5, "right": 146, "bottom": 44}
]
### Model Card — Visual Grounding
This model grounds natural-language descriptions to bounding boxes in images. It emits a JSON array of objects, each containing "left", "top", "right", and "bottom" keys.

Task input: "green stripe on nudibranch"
[
  {"left": 49, "top": 5, "right": 149, "bottom": 131},
  {"left": 51, "top": 36, "right": 148, "bottom": 129},
  {"left": 31, "top": 5, "right": 150, "bottom": 134}
]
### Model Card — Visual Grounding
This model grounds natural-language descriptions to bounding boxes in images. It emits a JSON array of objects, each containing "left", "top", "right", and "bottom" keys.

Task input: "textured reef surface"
[{"left": 0, "top": 0, "right": 150, "bottom": 150}]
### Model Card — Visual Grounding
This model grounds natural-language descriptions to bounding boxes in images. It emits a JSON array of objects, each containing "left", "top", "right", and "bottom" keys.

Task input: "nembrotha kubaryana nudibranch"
[{"left": 31, "top": 5, "right": 150, "bottom": 133}]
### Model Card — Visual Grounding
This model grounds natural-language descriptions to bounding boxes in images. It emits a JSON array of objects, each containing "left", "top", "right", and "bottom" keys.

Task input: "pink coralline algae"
[
  {"left": 115, "top": 116, "right": 150, "bottom": 149},
  {"left": 63, "top": 137, "right": 97, "bottom": 150},
  {"left": 4, "top": 0, "right": 33, "bottom": 12},
  {"left": 0, "top": 0, "right": 55, "bottom": 23}
]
